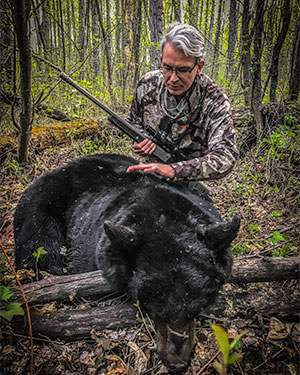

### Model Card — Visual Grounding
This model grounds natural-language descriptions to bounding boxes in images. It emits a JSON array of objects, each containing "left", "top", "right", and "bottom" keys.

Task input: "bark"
[
  {"left": 251, "top": 0, "right": 265, "bottom": 143},
  {"left": 230, "top": 256, "right": 300, "bottom": 284},
  {"left": 149, "top": 0, "right": 163, "bottom": 70},
  {"left": 13, "top": 0, "right": 33, "bottom": 163},
  {"left": 0, "top": 1, "right": 13, "bottom": 88},
  {"left": 269, "top": 0, "right": 291, "bottom": 102},
  {"left": 91, "top": 1, "right": 100, "bottom": 78},
  {"left": 199, "top": 0, "right": 204, "bottom": 29},
  {"left": 78, "top": 0, "right": 86, "bottom": 80},
  {"left": 115, "top": 0, "right": 121, "bottom": 80},
  {"left": 227, "top": 0, "right": 238, "bottom": 78},
  {"left": 240, "top": 0, "right": 251, "bottom": 106},
  {"left": 204, "top": 0, "right": 209, "bottom": 45},
  {"left": 95, "top": 0, "right": 114, "bottom": 103},
  {"left": 211, "top": 0, "right": 224, "bottom": 78},
  {"left": 187, "top": 0, "right": 199, "bottom": 27},
  {"left": 15, "top": 305, "right": 138, "bottom": 340},
  {"left": 172, "top": 0, "right": 181, "bottom": 22},
  {"left": 13, "top": 280, "right": 299, "bottom": 340},
  {"left": 58, "top": 0, "right": 66, "bottom": 71},
  {"left": 207, "top": 0, "right": 215, "bottom": 52},
  {"left": 13, "top": 257, "right": 300, "bottom": 306},
  {"left": 132, "top": 0, "right": 142, "bottom": 87},
  {"left": 289, "top": 19, "right": 300, "bottom": 100}
]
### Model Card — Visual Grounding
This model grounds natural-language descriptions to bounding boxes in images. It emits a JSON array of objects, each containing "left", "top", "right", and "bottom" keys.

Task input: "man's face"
[{"left": 160, "top": 42, "right": 204, "bottom": 96}]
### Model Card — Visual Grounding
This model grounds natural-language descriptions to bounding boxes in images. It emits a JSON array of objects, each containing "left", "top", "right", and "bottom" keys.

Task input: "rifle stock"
[{"left": 59, "top": 72, "right": 174, "bottom": 163}]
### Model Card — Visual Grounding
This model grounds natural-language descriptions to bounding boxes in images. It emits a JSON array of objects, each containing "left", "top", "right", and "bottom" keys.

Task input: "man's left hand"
[{"left": 127, "top": 162, "right": 175, "bottom": 179}]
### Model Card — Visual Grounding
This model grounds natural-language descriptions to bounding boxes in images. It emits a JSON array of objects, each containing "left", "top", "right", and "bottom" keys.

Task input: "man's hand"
[
  {"left": 127, "top": 162, "right": 175, "bottom": 179},
  {"left": 132, "top": 139, "right": 156, "bottom": 156}
]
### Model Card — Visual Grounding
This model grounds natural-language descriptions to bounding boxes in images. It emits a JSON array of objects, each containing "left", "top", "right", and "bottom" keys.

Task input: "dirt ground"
[{"left": 0, "top": 122, "right": 299, "bottom": 375}]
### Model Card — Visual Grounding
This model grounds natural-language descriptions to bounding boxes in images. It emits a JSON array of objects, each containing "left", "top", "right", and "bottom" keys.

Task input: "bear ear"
[
  {"left": 104, "top": 220, "right": 139, "bottom": 247},
  {"left": 198, "top": 216, "right": 240, "bottom": 250}
]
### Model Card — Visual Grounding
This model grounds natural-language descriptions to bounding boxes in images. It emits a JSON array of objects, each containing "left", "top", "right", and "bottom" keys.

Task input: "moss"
[{"left": 31, "top": 118, "right": 100, "bottom": 149}]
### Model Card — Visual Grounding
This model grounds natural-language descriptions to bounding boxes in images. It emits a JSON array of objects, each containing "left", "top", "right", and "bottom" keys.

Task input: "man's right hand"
[{"left": 132, "top": 139, "right": 156, "bottom": 156}]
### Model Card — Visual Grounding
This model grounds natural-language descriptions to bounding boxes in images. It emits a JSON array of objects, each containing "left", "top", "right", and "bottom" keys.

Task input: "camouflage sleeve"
[{"left": 170, "top": 102, "right": 238, "bottom": 181}]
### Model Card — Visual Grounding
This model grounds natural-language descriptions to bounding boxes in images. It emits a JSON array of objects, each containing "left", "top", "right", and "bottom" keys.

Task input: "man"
[{"left": 126, "top": 23, "right": 238, "bottom": 195}]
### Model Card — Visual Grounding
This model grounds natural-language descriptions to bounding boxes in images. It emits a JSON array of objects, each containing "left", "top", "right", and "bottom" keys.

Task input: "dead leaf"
[
  {"left": 128, "top": 341, "right": 149, "bottom": 374},
  {"left": 268, "top": 317, "right": 292, "bottom": 340}
]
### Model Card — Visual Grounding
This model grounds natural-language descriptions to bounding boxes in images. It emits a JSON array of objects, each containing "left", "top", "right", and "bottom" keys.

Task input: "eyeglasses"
[{"left": 159, "top": 62, "right": 198, "bottom": 78}]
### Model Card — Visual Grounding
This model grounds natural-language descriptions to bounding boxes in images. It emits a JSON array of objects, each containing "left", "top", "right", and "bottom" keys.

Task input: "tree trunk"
[
  {"left": 13, "top": 0, "right": 33, "bottom": 163},
  {"left": 199, "top": 0, "right": 204, "bottom": 30},
  {"left": 172, "top": 0, "right": 181, "bottom": 22},
  {"left": 269, "top": 0, "right": 291, "bottom": 102},
  {"left": 251, "top": 0, "right": 265, "bottom": 143},
  {"left": 78, "top": 0, "right": 86, "bottom": 80},
  {"left": 187, "top": 0, "right": 199, "bottom": 27},
  {"left": 207, "top": 0, "right": 215, "bottom": 52},
  {"left": 95, "top": 0, "right": 114, "bottom": 103},
  {"left": 289, "top": 18, "right": 300, "bottom": 100},
  {"left": 211, "top": 0, "right": 224, "bottom": 78},
  {"left": 0, "top": 1, "right": 13, "bottom": 89},
  {"left": 227, "top": 0, "right": 238, "bottom": 78},
  {"left": 115, "top": 0, "right": 121, "bottom": 81},
  {"left": 204, "top": 0, "right": 209, "bottom": 46},
  {"left": 240, "top": 0, "right": 251, "bottom": 107},
  {"left": 149, "top": 0, "right": 163, "bottom": 70},
  {"left": 91, "top": 1, "right": 100, "bottom": 78},
  {"left": 132, "top": 0, "right": 142, "bottom": 88}
]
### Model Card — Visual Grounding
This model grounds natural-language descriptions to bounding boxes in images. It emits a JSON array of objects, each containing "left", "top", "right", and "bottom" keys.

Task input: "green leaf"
[
  {"left": 33, "top": 246, "right": 47, "bottom": 262},
  {"left": 228, "top": 353, "right": 243, "bottom": 365},
  {"left": 211, "top": 325, "right": 230, "bottom": 362},
  {"left": 0, "top": 302, "right": 24, "bottom": 321},
  {"left": 213, "top": 361, "right": 224, "bottom": 374},
  {"left": 0, "top": 286, "right": 13, "bottom": 301}
]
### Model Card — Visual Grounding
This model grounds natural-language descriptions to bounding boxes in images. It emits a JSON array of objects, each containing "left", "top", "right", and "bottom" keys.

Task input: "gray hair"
[{"left": 160, "top": 23, "right": 205, "bottom": 62}]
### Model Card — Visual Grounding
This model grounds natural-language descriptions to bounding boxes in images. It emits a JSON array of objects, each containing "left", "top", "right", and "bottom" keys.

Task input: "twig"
[
  {"left": 0, "top": 241, "right": 34, "bottom": 375},
  {"left": 1, "top": 331, "right": 63, "bottom": 345},
  {"left": 252, "top": 348, "right": 285, "bottom": 371},
  {"left": 196, "top": 351, "right": 219, "bottom": 375}
]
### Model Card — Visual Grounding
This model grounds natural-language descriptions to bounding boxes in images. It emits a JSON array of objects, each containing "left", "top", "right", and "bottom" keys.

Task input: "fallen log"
[
  {"left": 13, "top": 256, "right": 300, "bottom": 306},
  {"left": 230, "top": 256, "right": 300, "bottom": 284},
  {"left": 13, "top": 282, "right": 299, "bottom": 340}
]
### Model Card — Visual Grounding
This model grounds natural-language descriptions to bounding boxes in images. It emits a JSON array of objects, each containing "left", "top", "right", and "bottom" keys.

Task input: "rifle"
[{"left": 59, "top": 72, "right": 186, "bottom": 163}]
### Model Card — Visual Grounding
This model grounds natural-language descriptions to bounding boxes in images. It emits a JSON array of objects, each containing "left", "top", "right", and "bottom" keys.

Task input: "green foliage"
[
  {"left": 0, "top": 286, "right": 24, "bottom": 322},
  {"left": 267, "top": 231, "right": 297, "bottom": 257},
  {"left": 211, "top": 325, "right": 244, "bottom": 375},
  {"left": 271, "top": 210, "right": 282, "bottom": 219},
  {"left": 233, "top": 242, "right": 251, "bottom": 255},
  {"left": 267, "top": 230, "right": 285, "bottom": 245},
  {"left": 258, "top": 124, "right": 300, "bottom": 167},
  {"left": 0, "top": 302, "right": 24, "bottom": 322},
  {"left": 248, "top": 223, "right": 259, "bottom": 236},
  {"left": 81, "top": 134, "right": 131, "bottom": 156},
  {"left": 4, "top": 160, "right": 29, "bottom": 185},
  {"left": 33, "top": 246, "right": 47, "bottom": 280},
  {"left": 33, "top": 246, "right": 47, "bottom": 263}
]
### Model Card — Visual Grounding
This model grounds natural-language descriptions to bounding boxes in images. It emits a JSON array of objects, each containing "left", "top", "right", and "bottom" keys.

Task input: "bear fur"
[{"left": 14, "top": 153, "right": 240, "bottom": 373}]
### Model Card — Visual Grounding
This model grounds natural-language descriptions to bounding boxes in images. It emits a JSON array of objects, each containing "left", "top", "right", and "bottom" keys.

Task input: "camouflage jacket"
[{"left": 128, "top": 70, "right": 238, "bottom": 181}]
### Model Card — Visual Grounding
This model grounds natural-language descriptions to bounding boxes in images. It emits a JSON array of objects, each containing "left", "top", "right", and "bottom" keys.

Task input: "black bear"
[{"left": 14, "top": 153, "right": 240, "bottom": 373}]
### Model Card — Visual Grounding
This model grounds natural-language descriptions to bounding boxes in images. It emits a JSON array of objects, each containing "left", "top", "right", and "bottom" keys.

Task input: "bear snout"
[{"left": 155, "top": 321, "right": 194, "bottom": 373}]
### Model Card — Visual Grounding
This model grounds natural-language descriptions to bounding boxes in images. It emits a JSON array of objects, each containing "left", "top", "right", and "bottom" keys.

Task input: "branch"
[{"left": 13, "top": 256, "right": 300, "bottom": 306}]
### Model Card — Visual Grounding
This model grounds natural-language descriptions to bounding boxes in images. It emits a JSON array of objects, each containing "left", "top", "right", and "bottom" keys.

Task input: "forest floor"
[{"left": 0, "top": 118, "right": 299, "bottom": 375}]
